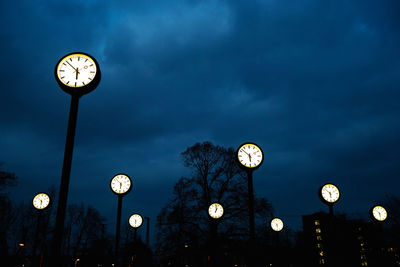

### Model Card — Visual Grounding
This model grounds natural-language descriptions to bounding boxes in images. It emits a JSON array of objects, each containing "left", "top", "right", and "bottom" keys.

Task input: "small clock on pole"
[
  {"left": 110, "top": 173, "right": 132, "bottom": 266},
  {"left": 236, "top": 142, "right": 264, "bottom": 242},
  {"left": 319, "top": 183, "right": 340, "bottom": 216}
]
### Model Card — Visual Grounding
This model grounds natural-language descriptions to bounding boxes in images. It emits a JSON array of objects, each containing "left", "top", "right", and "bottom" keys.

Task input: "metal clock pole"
[
  {"left": 52, "top": 94, "right": 80, "bottom": 263},
  {"left": 145, "top": 216, "right": 150, "bottom": 245},
  {"left": 115, "top": 195, "right": 123, "bottom": 265},
  {"left": 110, "top": 174, "right": 132, "bottom": 266},
  {"left": 236, "top": 142, "right": 264, "bottom": 267},
  {"left": 247, "top": 169, "right": 255, "bottom": 242}
]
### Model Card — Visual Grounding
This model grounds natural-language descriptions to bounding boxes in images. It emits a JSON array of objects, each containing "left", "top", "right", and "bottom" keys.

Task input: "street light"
[{"left": 51, "top": 52, "right": 101, "bottom": 266}]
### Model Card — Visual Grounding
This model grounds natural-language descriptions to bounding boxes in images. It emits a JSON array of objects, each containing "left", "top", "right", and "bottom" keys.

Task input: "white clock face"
[
  {"left": 271, "top": 218, "right": 284, "bottom": 232},
  {"left": 110, "top": 174, "right": 132, "bottom": 195},
  {"left": 320, "top": 183, "right": 340, "bottom": 203},
  {"left": 237, "top": 143, "right": 263, "bottom": 169},
  {"left": 208, "top": 203, "right": 224, "bottom": 219},
  {"left": 56, "top": 53, "right": 98, "bottom": 88},
  {"left": 129, "top": 214, "right": 143, "bottom": 228},
  {"left": 33, "top": 193, "right": 50, "bottom": 210},
  {"left": 372, "top": 206, "right": 387, "bottom": 221}
]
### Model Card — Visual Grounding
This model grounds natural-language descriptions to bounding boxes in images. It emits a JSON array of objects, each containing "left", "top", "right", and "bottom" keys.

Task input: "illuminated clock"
[
  {"left": 236, "top": 142, "right": 264, "bottom": 169},
  {"left": 270, "top": 218, "right": 284, "bottom": 232},
  {"left": 371, "top": 205, "right": 387, "bottom": 222},
  {"left": 129, "top": 214, "right": 143, "bottom": 228},
  {"left": 110, "top": 174, "right": 132, "bottom": 195},
  {"left": 319, "top": 183, "right": 340, "bottom": 204},
  {"left": 55, "top": 52, "right": 101, "bottom": 96},
  {"left": 33, "top": 193, "right": 50, "bottom": 210},
  {"left": 208, "top": 203, "right": 224, "bottom": 219}
]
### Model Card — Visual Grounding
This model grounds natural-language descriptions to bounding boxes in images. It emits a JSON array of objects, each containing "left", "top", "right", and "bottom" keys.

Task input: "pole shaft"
[
  {"left": 115, "top": 195, "right": 123, "bottom": 264},
  {"left": 52, "top": 95, "right": 80, "bottom": 266},
  {"left": 247, "top": 170, "right": 255, "bottom": 241},
  {"left": 146, "top": 217, "right": 150, "bottom": 246}
]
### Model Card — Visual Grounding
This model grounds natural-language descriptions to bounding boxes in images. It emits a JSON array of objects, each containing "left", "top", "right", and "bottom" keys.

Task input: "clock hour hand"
[{"left": 75, "top": 67, "right": 80, "bottom": 80}]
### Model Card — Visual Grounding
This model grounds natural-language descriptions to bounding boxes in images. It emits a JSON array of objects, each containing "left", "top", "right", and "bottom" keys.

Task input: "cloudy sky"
[{"left": 1, "top": 0, "right": 399, "bottom": 244}]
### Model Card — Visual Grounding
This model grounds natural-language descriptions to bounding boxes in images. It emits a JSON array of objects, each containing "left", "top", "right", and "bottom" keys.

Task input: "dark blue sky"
[{"left": 1, "top": 0, "right": 400, "bottom": 243}]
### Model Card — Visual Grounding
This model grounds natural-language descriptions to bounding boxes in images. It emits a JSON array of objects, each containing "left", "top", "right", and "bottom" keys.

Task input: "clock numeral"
[
  {"left": 85, "top": 59, "right": 88, "bottom": 62},
  {"left": 90, "top": 71, "right": 95, "bottom": 73},
  {"left": 78, "top": 56, "right": 80, "bottom": 61}
]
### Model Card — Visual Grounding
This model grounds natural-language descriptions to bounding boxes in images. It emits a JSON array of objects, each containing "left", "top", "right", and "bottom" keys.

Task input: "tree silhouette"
[
  {"left": 156, "top": 142, "right": 273, "bottom": 264},
  {"left": 0, "top": 163, "right": 17, "bottom": 264}
]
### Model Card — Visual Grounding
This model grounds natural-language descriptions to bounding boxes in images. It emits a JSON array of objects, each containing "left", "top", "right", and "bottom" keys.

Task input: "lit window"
[
  {"left": 317, "top": 243, "right": 322, "bottom": 248},
  {"left": 316, "top": 228, "right": 321, "bottom": 234},
  {"left": 319, "top": 251, "right": 324, "bottom": 256},
  {"left": 361, "top": 261, "right": 367, "bottom": 266},
  {"left": 319, "top": 258, "right": 325, "bottom": 264},
  {"left": 315, "top": 220, "right": 320, "bottom": 226},
  {"left": 317, "top": 235, "right": 322, "bottom": 241}
]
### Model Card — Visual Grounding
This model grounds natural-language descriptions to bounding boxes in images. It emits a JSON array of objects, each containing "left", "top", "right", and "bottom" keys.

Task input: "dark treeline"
[{"left": 1, "top": 141, "right": 400, "bottom": 267}]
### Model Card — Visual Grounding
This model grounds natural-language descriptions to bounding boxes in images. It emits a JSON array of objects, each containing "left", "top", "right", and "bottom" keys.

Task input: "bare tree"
[
  {"left": 156, "top": 142, "right": 273, "bottom": 259},
  {"left": 63, "top": 203, "right": 107, "bottom": 259}
]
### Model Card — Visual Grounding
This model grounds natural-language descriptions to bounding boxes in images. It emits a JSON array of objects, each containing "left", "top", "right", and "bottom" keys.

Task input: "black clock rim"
[
  {"left": 33, "top": 192, "right": 51, "bottom": 210},
  {"left": 369, "top": 204, "right": 387, "bottom": 222},
  {"left": 318, "top": 183, "right": 340, "bottom": 205},
  {"left": 236, "top": 142, "right": 264, "bottom": 170},
  {"left": 110, "top": 173, "right": 132, "bottom": 196},
  {"left": 54, "top": 52, "right": 101, "bottom": 97}
]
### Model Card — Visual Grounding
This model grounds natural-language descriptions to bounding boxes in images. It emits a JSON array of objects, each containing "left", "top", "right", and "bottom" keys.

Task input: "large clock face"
[
  {"left": 110, "top": 174, "right": 132, "bottom": 195},
  {"left": 208, "top": 203, "right": 224, "bottom": 219},
  {"left": 33, "top": 193, "right": 50, "bottom": 210},
  {"left": 270, "top": 218, "right": 284, "bottom": 232},
  {"left": 371, "top": 205, "right": 387, "bottom": 222},
  {"left": 129, "top": 214, "right": 143, "bottom": 228},
  {"left": 55, "top": 52, "right": 101, "bottom": 96},
  {"left": 56, "top": 53, "right": 98, "bottom": 88},
  {"left": 320, "top": 183, "right": 340, "bottom": 203},
  {"left": 237, "top": 143, "right": 263, "bottom": 169}
]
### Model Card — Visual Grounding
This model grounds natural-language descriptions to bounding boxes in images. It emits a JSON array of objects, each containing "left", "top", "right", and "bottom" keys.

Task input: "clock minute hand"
[{"left": 66, "top": 60, "right": 76, "bottom": 70}]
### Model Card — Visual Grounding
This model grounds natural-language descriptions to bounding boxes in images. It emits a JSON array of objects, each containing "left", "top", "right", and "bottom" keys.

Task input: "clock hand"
[
  {"left": 66, "top": 60, "right": 76, "bottom": 70},
  {"left": 75, "top": 67, "right": 80, "bottom": 80}
]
